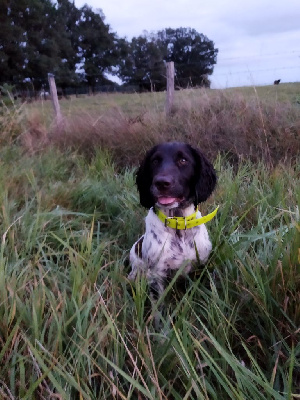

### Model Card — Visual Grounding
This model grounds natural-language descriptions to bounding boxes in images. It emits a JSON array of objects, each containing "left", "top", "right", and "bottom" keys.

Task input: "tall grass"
[
  {"left": 19, "top": 84, "right": 300, "bottom": 166},
  {"left": 0, "top": 139, "right": 299, "bottom": 398}
]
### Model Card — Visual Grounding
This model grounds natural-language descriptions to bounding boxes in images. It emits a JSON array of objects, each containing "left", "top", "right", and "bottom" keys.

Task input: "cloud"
[
  {"left": 221, "top": 0, "right": 300, "bottom": 36},
  {"left": 74, "top": 0, "right": 300, "bottom": 87}
]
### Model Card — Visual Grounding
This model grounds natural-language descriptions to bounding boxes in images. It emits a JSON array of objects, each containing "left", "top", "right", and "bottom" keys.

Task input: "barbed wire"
[
  {"left": 38, "top": 63, "right": 296, "bottom": 79},
  {"left": 212, "top": 65, "right": 300, "bottom": 77},
  {"left": 1, "top": 62, "right": 298, "bottom": 91},
  {"left": 219, "top": 49, "right": 300, "bottom": 61}
]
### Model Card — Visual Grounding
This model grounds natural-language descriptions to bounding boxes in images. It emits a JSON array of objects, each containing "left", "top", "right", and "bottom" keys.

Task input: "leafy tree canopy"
[
  {"left": 0, "top": 0, "right": 120, "bottom": 90},
  {"left": 0, "top": 1, "right": 218, "bottom": 93},
  {"left": 119, "top": 27, "right": 218, "bottom": 91}
]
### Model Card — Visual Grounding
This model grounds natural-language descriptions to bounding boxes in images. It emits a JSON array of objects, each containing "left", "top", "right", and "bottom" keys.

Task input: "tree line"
[{"left": 0, "top": 0, "right": 218, "bottom": 93}]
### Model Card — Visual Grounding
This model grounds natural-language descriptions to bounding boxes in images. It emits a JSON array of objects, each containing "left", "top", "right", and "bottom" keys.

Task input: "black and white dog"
[{"left": 129, "top": 142, "right": 217, "bottom": 298}]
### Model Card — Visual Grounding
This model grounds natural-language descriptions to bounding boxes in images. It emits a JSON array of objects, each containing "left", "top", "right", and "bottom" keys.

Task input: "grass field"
[
  {"left": 26, "top": 81, "right": 300, "bottom": 116},
  {"left": 16, "top": 82, "right": 299, "bottom": 167},
  {"left": 0, "top": 84, "right": 299, "bottom": 399}
]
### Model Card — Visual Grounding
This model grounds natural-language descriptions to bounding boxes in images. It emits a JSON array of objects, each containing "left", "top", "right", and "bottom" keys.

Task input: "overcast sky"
[{"left": 74, "top": 0, "right": 300, "bottom": 88}]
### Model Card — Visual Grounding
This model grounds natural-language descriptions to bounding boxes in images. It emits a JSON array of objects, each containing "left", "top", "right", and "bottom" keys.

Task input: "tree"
[
  {"left": 0, "top": 0, "right": 28, "bottom": 84},
  {"left": 77, "top": 5, "right": 120, "bottom": 91},
  {"left": 0, "top": 0, "right": 72, "bottom": 90},
  {"left": 23, "top": 0, "right": 63, "bottom": 88},
  {"left": 118, "top": 35, "right": 165, "bottom": 91},
  {"left": 0, "top": 0, "right": 120, "bottom": 92},
  {"left": 54, "top": 0, "right": 81, "bottom": 90},
  {"left": 162, "top": 27, "right": 218, "bottom": 88},
  {"left": 118, "top": 27, "right": 218, "bottom": 91}
]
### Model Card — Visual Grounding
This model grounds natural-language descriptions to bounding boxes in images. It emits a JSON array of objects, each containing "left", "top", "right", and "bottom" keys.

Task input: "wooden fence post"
[
  {"left": 48, "top": 73, "right": 62, "bottom": 124},
  {"left": 165, "top": 61, "right": 175, "bottom": 115}
]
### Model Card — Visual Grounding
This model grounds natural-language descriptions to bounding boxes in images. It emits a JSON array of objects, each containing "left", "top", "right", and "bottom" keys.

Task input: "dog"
[
  {"left": 129, "top": 142, "right": 217, "bottom": 299},
  {"left": 274, "top": 79, "right": 281, "bottom": 85}
]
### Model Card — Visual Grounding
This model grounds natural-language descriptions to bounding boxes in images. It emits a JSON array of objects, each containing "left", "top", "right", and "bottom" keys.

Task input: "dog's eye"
[
  {"left": 151, "top": 158, "right": 160, "bottom": 166},
  {"left": 178, "top": 158, "right": 188, "bottom": 166}
]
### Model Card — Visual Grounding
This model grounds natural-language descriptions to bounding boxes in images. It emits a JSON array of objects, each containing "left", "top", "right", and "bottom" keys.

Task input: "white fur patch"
[{"left": 129, "top": 205, "right": 212, "bottom": 293}]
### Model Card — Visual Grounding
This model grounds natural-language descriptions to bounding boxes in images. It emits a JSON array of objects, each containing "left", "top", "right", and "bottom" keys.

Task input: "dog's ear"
[
  {"left": 136, "top": 146, "right": 157, "bottom": 209},
  {"left": 189, "top": 145, "right": 217, "bottom": 205}
]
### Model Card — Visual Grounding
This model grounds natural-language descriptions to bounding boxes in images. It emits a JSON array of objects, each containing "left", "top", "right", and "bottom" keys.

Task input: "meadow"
[{"left": 0, "top": 83, "right": 299, "bottom": 399}]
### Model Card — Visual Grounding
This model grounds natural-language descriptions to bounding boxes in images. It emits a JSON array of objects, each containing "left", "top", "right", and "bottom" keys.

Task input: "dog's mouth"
[{"left": 157, "top": 197, "right": 183, "bottom": 206}]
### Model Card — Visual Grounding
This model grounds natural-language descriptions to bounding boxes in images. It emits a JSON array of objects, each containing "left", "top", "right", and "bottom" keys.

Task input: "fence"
[{"left": 1, "top": 63, "right": 176, "bottom": 120}]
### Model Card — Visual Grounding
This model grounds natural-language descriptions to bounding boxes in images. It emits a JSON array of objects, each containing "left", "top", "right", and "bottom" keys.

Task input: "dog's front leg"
[
  {"left": 149, "top": 277, "right": 165, "bottom": 301},
  {"left": 129, "top": 235, "right": 146, "bottom": 280}
]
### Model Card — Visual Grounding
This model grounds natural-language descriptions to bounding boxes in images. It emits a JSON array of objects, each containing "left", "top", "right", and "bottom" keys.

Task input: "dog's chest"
[{"left": 142, "top": 210, "right": 198, "bottom": 272}]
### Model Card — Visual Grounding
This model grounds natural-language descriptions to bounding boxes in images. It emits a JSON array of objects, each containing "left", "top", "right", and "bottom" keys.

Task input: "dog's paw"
[{"left": 128, "top": 270, "right": 137, "bottom": 281}]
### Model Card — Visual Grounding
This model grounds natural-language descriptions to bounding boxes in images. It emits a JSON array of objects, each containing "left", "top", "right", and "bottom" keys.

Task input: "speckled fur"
[{"left": 129, "top": 204, "right": 212, "bottom": 296}]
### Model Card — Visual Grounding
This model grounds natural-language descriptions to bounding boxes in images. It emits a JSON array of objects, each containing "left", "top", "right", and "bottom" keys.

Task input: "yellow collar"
[{"left": 155, "top": 206, "right": 219, "bottom": 230}]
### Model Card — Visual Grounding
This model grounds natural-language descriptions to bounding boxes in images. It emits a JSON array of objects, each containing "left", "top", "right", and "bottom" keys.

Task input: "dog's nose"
[{"left": 154, "top": 176, "right": 172, "bottom": 190}]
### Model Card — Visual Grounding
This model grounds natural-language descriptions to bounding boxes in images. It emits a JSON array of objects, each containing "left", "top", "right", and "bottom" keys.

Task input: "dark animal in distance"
[
  {"left": 274, "top": 79, "right": 281, "bottom": 85},
  {"left": 129, "top": 142, "right": 217, "bottom": 299}
]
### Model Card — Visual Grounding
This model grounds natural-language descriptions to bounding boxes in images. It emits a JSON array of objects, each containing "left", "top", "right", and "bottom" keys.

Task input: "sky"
[{"left": 74, "top": 0, "right": 300, "bottom": 88}]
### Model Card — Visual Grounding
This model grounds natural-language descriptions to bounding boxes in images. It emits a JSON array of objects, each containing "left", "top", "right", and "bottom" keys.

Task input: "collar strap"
[{"left": 155, "top": 206, "right": 219, "bottom": 230}]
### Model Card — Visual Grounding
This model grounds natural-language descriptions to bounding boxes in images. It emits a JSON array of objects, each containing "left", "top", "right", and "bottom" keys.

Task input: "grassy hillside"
[{"left": 0, "top": 84, "right": 299, "bottom": 398}]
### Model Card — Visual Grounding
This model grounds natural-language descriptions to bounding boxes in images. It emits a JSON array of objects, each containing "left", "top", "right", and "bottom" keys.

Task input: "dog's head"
[{"left": 136, "top": 142, "right": 217, "bottom": 209}]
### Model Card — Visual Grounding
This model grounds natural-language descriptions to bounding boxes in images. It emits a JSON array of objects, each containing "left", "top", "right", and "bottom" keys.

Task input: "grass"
[
  {"left": 25, "top": 82, "right": 300, "bottom": 117},
  {"left": 0, "top": 147, "right": 299, "bottom": 399},
  {"left": 18, "top": 82, "right": 300, "bottom": 166},
  {"left": 0, "top": 84, "right": 299, "bottom": 398}
]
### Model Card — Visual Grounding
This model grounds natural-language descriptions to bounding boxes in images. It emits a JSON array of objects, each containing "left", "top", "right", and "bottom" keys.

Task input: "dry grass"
[{"left": 25, "top": 87, "right": 299, "bottom": 167}]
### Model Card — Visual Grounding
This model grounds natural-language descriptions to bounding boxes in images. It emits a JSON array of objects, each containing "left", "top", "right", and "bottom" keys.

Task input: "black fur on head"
[
  {"left": 136, "top": 142, "right": 217, "bottom": 209},
  {"left": 186, "top": 144, "right": 217, "bottom": 205},
  {"left": 136, "top": 145, "right": 160, "bottom": 209}
]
